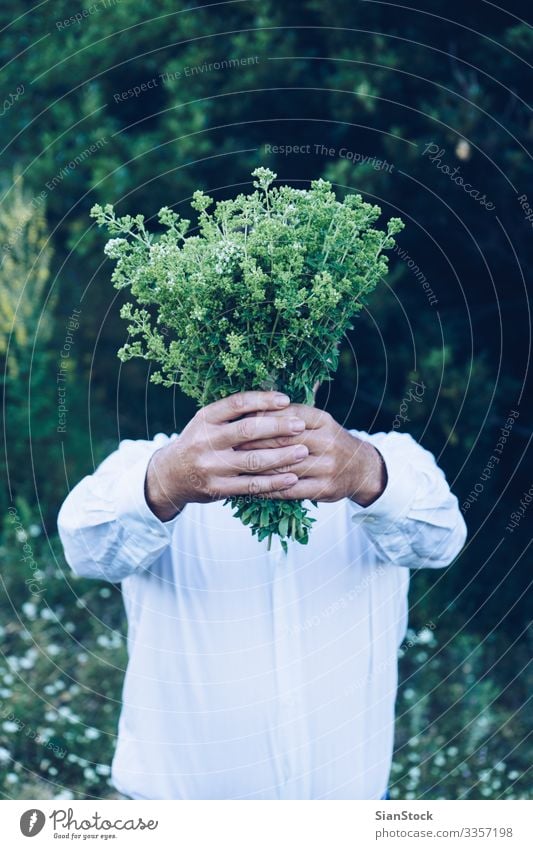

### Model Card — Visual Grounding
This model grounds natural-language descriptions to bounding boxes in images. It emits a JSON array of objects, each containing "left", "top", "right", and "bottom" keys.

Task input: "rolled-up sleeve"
[
  {"left": 57, "top": 433, "right": 182, "bottom": 583},
  {"left": 348, "top": 429, "right": 467, "bottom": 569}
]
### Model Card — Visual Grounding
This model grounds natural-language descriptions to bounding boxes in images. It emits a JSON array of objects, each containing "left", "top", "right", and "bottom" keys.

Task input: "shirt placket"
[{"left": 270, "top": 536, "right": 306, "bottom": 797}]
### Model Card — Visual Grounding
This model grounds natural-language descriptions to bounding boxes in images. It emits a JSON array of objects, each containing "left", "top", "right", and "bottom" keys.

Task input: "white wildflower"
[{"left": 103, "top": 238, "right": 127, "bottom": 258}]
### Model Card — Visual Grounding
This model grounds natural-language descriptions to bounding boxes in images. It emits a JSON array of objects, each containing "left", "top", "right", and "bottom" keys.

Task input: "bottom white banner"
[{"left": 2, "top": 799, "right": 531, "bottom": 848}]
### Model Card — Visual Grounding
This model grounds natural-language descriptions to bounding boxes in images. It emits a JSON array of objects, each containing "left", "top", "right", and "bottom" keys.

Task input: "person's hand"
[
  {"left": 145, "top": 391, "right": 311, "bottom": 521},
  {"left": 236, "top": 404, "right": 387, "bottom": 506}
]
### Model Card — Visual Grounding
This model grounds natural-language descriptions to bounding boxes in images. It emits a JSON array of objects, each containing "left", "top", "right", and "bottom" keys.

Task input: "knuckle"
[
  {"left": 324, "top": 455, "right": 336, "bottom": 475},
  {"left": 248, "top": 478, "right": 261, "bottom": 495},
  {"left": 237, "top": 418, "right": 253, "bottom": 440},
  {"left": 195, "top": 407, "right": 210, "bottom": 428},
  {"left": 275, "top": 434, "right": 293, "bottom": 447},
  {"left": 194, "top": 454, "right": 209, "bottom": 477},
  {"left": 207, "top": 481, "right": 222, "bottom": 501},
  {"left": 194, "top": 418, "right": 210, "bottom": 443},
  {"left": 276, "top": 417, "right": 292, "bottom": 435},
  {"left": 229, "top": 393, "right": 245, "bottom": 412},
  {"left": 245, "top": 451, "right": 261, "bottom": 472}
]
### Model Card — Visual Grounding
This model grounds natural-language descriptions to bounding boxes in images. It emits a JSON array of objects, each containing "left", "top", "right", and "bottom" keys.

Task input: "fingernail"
[
  {"left": 275, "top": 393, "right": 290, "bottom": 406},
  {"left": 294, "top": 445, "right": 308, "bottom": 460},
  {"left": 283, "top": 474, "right": 298, "bottom": 486},
  {"left": 290, "top": 417, "right": 305, "bottom": 432}
]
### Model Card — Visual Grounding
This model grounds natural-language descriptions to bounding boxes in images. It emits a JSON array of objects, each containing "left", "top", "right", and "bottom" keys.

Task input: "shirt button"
[{"left": 366, "top": 515, "right": 377, "bottom": 523}]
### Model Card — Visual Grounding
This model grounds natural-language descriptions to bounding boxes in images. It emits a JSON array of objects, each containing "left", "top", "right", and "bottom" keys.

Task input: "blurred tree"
[{"left": 0, "top": 173, "right": 55, "bottom": 517}]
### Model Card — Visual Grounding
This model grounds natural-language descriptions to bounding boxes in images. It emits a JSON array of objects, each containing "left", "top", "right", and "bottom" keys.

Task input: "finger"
[
  {"left": 228, "top": 444, "right": 309, "bottom": 474},
  {"left": 245, "top": 404, "right": 328, "bottom": 429},
  {"left": 268, "top": 479, "right": 329, "bottom": 500},
  {"left": 217, "top": 413, "right": 306, "bottom": 449},
  {"left": 202, "top": 391, "right": 291, "bottom": 424},
  {"left": 213, "top": 473, "right": 299, "bottom": 498},
  {"left": 234, "top": 431, "right": 321, "bottom": 451},
  {"left": 257, "top": 455, "right": 328, "bottom": 478}
]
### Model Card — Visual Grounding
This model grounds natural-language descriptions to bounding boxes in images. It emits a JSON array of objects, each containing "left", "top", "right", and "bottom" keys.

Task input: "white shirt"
[{"left": 57, "top": 429, "right": 467, "bottom": 800}]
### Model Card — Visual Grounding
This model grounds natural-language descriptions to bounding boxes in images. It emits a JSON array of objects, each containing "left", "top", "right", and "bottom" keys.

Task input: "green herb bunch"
[{"left": 90, "top": 168, "right": 403, "bottom": 551}]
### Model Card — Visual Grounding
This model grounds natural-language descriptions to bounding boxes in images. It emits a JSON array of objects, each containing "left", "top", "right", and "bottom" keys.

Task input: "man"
[{"left": 58, "top": 389, "right": 467, "bottom": 800}]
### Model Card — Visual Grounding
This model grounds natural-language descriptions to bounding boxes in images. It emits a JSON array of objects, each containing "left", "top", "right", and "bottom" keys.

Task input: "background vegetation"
[{"left": 0, "top": 0, "right": 531, "bottom": 799}]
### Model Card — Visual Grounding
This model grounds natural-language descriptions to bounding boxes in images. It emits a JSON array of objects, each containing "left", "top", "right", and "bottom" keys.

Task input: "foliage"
[
  {"left": 90, "top": 168, "right": 403, "bottom": 549},
  {"left": 392, "top": 620, "right": 532, "bottom": 800},
  {"left": 90, "top": 169, "right": 403, "bottom": 402},
  {"left": 0, "top": 505, "right": 125, "bottom": 799}
]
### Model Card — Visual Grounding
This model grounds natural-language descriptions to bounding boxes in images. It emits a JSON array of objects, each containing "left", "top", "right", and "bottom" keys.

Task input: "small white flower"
[
  {"left": 96, "top": 764, "right": 111, "bottom": 776},
  {"left": 104, "top": 238, "right": 127, "bottom": 258},
  {"left": 84, "top": 727, "right": 100, "bottom": 740},
  {"left": 418, "top": 628, "right": 434, "bottom": 645}
]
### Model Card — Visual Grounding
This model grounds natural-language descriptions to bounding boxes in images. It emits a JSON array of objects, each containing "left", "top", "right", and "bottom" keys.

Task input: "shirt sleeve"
[
  {"left": 57, "top": 433, "right": 182, "bottom": 583},
  {"left": 347, "top": 429, "right": 467, "bottom": 569}
]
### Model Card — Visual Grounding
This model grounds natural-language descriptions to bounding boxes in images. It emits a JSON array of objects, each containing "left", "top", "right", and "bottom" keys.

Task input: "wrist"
[
  {"left": 349, "top": 441, "right": 388, "bottom": 507},
  {"left": 145, "top": 445, "right": 186, "bottom": 521}
]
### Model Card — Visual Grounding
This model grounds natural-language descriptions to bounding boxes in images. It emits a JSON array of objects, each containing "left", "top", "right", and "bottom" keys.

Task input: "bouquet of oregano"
[{"left": 90, "top": 168, "right": 403, "bottom": 551}]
